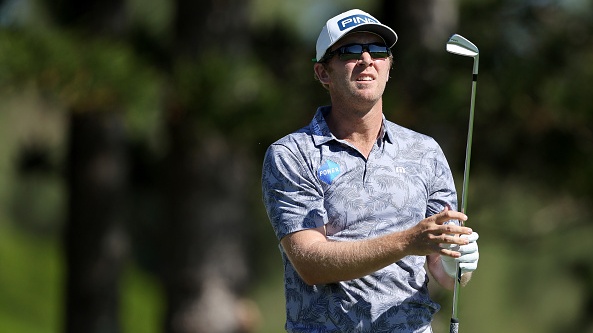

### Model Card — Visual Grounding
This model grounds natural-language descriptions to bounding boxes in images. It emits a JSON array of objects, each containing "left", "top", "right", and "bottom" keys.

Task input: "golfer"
[{"left": 262, "top": 9, "right": 479, "bottom": 333}]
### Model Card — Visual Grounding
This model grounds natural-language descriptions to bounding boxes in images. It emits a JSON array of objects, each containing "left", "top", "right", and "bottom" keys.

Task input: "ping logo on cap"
[{"left": 337, "top": 14, "right": 378, "bottom": 31}]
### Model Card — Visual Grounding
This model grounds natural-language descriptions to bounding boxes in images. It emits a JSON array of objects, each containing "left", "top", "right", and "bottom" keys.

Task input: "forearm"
[
  {"left": 281, "top": 209, "right": 471, "bottom": 286},
  {"left": 281, "top": 228, "right": 412, "bottom": 285}
]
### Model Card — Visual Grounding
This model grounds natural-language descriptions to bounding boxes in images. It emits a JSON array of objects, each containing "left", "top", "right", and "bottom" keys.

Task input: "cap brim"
[
  {"left": 315, "top": 21, "right": 398, "bottom": 62},
  {"left": 348, "top": 24, "right": 398, "bottom": 48}
]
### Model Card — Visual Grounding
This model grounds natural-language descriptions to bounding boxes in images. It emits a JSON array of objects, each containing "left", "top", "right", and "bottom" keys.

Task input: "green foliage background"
[{"left": 1, "top": 0, "right": 593, "bottom": 332}]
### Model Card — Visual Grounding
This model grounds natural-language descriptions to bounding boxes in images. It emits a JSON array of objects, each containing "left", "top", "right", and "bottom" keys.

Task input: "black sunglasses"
[{"left": 320, "top": 43, "right": 391, "bottom": 62}]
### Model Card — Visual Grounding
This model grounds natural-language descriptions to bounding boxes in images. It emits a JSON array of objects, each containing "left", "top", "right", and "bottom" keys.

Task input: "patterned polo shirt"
[{"left": 262, "top": 106, "right": 458, "bottom": 333}]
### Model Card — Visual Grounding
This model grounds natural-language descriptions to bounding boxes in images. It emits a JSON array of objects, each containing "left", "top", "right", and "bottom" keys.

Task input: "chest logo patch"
[{"left": 318, "top": 160, "right": 341, "bottom": 185}]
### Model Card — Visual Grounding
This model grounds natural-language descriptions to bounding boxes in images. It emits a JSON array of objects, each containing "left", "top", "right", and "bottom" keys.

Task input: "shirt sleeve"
[
  {"left": 261, "top": 143, "right": 327, "bottom": 241},
  {"left": 426, "top": 142, "right": 459, "bottom": 220}
]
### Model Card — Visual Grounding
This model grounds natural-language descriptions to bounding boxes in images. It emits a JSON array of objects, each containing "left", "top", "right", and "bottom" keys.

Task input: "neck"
[{"left": 326, "top": 100, "right": 383, "bottom": 157}]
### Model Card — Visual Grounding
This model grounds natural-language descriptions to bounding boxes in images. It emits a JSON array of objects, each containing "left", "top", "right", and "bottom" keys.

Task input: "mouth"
[{"left": 356, "top": 75, "right": 375, "bottom": 82}]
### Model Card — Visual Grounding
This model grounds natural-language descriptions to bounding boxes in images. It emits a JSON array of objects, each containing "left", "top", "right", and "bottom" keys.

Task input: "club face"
[{"left": 446, "top": 34, "right": 479, "bottom": 57}]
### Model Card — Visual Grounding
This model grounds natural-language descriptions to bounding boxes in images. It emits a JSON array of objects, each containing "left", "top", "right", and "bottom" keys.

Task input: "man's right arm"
[{"left": 280, "top": 208, "right": 472, "bottom": 285}]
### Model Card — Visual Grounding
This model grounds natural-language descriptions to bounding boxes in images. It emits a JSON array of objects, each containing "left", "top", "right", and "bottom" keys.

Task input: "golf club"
[{"left": 445, "top": 33, "right": 479, "bottom": 333}]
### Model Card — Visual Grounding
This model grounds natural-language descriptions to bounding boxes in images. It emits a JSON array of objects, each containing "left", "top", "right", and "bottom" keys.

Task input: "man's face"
[{"left": 316, "top": 32, "right": 392, "bottom": 109}]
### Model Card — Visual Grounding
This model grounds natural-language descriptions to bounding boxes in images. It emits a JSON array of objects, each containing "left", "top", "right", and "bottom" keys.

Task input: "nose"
[{"left": 358, "top": 51, "right": 374, "bottom": 65}]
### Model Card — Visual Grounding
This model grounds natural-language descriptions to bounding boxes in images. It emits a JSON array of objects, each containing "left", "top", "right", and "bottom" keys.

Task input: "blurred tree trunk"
[
  {"left": 45, "top": 0, "right": 131, "bottom": 332},
  {"left": 64, "top": 111, "right": 129, "bottom": 333},
  {"left": 378, "top": 0, "right": 459, "bottom": 101},
  {"left": 160, "top": 0, "right": 255, "bottom": 332},
  {"left": 47, "top": 0, "right": 128, "bottom": 35},
  {"left": 380, "top": 0, "right": 458, "bottom": 51},
  {"left": 161, "top": 126, "right": 253, "bottom": 333}
]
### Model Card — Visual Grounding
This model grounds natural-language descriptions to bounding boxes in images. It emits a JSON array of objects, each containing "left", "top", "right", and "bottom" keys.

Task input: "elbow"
[
  {"left": 295, "top": 267, "right": 332, "bottom": 286},
  {"left": 292, "top": 260, "right": 342, "bottom": 285},
  {"left": 300, "top": 276, "right": 320, "bottom": 286}
]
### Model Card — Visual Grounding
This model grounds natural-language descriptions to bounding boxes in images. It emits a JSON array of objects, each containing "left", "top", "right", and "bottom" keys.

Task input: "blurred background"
[{"left": 1, "top": 0, "right": 592, "bottom": 332}]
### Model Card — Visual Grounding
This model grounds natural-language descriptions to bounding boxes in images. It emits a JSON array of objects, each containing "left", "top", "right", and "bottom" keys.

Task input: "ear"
[
  {"left": 387, "top": 59, "right": 394, "bottom": 81},
  {"left": 314, "top": 63, "right": 331, "bottom": 84}
]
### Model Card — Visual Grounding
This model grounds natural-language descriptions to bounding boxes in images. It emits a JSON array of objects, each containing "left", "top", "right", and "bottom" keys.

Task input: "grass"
[
  {"left": 249, "top": 268, "right": 286, "bottom": 333},
  {"left": 0, "top": 220, "right": 286, "bottom": 333},
  {"left": 0, "top": 225, "right": 63, "bottom": 333},
  {"left": 121, "top": 264, "right": 164, "bottom": 333},
  {"left": 0, "top": 223, "right": 164, "bottom": 333}
]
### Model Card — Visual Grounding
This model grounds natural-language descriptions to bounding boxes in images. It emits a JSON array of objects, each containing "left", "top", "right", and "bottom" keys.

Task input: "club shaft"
[
  {"left": 461, "top": 78, "right": 477, "bottom": 216},
  {"left": 451, "top": 58, "right": 478, "bottom": 333}
]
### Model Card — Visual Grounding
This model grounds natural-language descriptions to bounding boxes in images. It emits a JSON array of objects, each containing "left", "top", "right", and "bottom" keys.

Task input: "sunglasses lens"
[
  {"left": 337, "top": 44, "right": 390, "bottom": 60},
  {"left": 370, "top": 51, "right": 390, "bottom": 58},
  {"left": 367, "top": 44, "right": 390, "bottom": 58},
  {"left": 339, "top": 45, "right": 364, "bottom": 60}
]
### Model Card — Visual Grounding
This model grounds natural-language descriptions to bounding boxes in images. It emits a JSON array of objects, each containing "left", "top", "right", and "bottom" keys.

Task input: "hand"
[
  {"left": 404, "top": 207, "right": 473, "bottom": 257},
  {"left": 441, "top": 232, "right": 480, "bottom": 278}
]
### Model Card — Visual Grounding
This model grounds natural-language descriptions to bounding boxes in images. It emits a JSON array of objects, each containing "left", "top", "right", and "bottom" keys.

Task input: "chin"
[{"left": 354, "top": 90, "right": 383, "bottom": 102}]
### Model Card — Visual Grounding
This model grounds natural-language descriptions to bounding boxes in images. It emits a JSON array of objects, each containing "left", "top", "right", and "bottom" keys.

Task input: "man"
[{"left": 262, "top": 9, "right": 479, "bottom": 333}]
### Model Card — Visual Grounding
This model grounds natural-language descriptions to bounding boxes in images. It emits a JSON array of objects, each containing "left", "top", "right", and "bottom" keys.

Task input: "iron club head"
[
  {"left": 447, "top": 34, "right": 479, "bottom": 75},
  {"left": 446, "top": 34, "right": 479, "bottom": 57}
]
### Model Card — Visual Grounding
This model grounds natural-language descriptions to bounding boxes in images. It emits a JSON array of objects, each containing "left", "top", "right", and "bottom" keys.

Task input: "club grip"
[{"left": 450, "top": 318, "right": 459, "bottom": 333}]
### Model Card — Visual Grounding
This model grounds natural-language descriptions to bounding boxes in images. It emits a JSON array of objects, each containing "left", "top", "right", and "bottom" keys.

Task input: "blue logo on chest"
[{"left": 318, "top": 160, "right": 341, "bottom": 185}]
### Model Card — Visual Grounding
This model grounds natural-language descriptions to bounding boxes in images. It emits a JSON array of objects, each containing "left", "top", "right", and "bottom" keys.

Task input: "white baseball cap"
[{"left": 315, "top": 9, "right": 398, "bottom": 62}]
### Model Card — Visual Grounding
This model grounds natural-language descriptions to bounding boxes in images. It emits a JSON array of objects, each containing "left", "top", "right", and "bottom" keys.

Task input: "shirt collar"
[
  {"left": 310, "top": 106, "right": 393, "bottom": 146},
  {"left": 311, "top": 106, "right": 335, "bottom": 146},
  {"left": 380, "top": 114, "right": 394, "bottom": 143}
]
